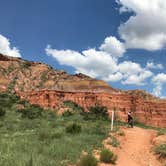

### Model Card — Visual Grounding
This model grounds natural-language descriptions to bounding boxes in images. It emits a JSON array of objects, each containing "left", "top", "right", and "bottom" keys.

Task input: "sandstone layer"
[{"left": 0, "top": 54, "right": 165, "bottom": 127}]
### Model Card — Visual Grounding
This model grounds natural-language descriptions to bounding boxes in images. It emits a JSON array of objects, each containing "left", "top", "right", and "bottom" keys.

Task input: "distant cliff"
[{"left": 0, "top": 53, "right": 165, "bottom": 127}]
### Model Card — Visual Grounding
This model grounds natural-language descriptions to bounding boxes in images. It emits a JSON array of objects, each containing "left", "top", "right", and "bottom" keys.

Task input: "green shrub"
[
  {"left": 92, "top": 124, "right": 107, "bottom": 135},
  {"left": 62, "top": 110, "right": 74, "bottom": 117},
  {"left": 154, "top": 144, "right": 166, "bottom": 158},
  {"left": 83, "top": 105, "right": 109, "bottom": 120},
  {"left": 157, "top": 130, "right": 166, "bottom": 136},
  {"left": 51, "top": 132, "right": 63, "bottom": 139},
  {"left": 26, "top": 155, "right": 33, "bottom": 166},
  {"left": 19, "top": 105, "right": 42, "bottom": 119},
  {"left": 66, "top": 123, "right": 81, "bottom": 134},
  {"left": 38, "top": 130, "right": 50, "bottom": 141},
  {"left": 90, "top": 105, "right": 108, "bottom": 119},
  {"left": 117, "top": 130, "right": 125, "bottom": 136},
  {"left": 100, "top": 148, "right": 117, "bottom": 164},
  {"left": 0, "top": 108, "right": 6, "bottom": 117},
  {"left": 77, "top": 154, "right": 98, "bottom": 166},
  {"left": 63, "top": 100, "right": 83, "bottom": 111},
  {"left": 107, "top": 136, "right": 120, "bottom": 147}
]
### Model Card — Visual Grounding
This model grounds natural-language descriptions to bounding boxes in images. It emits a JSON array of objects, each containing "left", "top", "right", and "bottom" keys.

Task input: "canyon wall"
[{"left": 17, "top": 90, "right": 166, "bottom": 128}]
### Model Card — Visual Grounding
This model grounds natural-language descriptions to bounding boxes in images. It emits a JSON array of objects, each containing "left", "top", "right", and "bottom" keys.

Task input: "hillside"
[
  {"left": 0, "top": 54, "right": 166, "bottom": 127},
  {"left": 0, "top": 54, "right": 115, "bottom": 93}
]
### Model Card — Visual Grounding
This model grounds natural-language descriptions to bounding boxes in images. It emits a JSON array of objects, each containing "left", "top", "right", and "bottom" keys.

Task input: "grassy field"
[{"left": 0, "top": 93, "right": 111, "bottom": 166}]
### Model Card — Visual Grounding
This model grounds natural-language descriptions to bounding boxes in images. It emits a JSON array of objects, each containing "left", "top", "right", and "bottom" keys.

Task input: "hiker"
[{"left": 127, "top": 111, "right": 133, "bottom": 128}]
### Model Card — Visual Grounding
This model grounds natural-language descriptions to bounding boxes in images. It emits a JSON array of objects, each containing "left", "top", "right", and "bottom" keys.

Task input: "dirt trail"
[{"left": 101, "top": 127, "right": 162, "bottom": 166}]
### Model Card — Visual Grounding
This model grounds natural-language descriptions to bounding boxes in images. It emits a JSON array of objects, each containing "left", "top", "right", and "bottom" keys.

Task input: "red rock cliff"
[
  {"left": 17, "top": 90, "right": 166, "bottom": 127},
  {"left": 0, "top": 54, "right": 165, "bottom": 128}
]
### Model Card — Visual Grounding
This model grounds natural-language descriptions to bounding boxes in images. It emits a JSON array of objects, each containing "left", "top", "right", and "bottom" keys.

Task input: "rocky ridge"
[{"left": 0, "top": 54, "right": 165, "bottom": 127}]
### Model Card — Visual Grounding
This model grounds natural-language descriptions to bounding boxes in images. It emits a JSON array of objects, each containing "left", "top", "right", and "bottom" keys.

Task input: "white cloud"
[
  {"left": 103, "top": 72, "right": 123, "bottom": 82},
  {"left": 146, "top": 61, "right": 163, "bottom": 70},
  {"left": 118, "top": 61, "right": 142, "bottom": 75},
  {"left": 122, "top": 70, "right": 153, "bottom": 85},
  {"left": 46, "top": 46, "right": 118, "bottom": 79},
  {"left": 99, "top": 36, "right": 125, "bottom": 58},
  {"left": 0, "top": 34, "right": 21, "bottom": 57},
  {"left": 117, "top": 0, "right": 166, "bottom": 51},
  {"left": 46, "top": 46, "right": 153, "bottom": 85},
  {"left": 152, "top": 73, "right": 166, "bottom": 97}
]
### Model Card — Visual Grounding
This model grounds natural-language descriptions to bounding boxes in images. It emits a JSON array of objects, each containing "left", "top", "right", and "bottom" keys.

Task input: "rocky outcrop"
[
  {"left": 0, "top": 54, "right": 166, "bottom": 127},
  {"left": 17, "top": 90, "right": 166, "bottom": 127}
]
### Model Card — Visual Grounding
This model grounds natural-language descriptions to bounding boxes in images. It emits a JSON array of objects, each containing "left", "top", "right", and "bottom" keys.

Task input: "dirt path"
[{"left": 101, "top": 127, "right": 162, "bottom": 166}]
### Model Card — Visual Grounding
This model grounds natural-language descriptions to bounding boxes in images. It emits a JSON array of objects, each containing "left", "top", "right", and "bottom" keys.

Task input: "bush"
[
  {"left": 19, "top": 105, "right": 42, "bottom": 119},
  {"left": 66, "top": 123, "right": 81, "bottom": 134},
  {"left": 83, "top": 105, "right": 109, "bottom": 120},
  {"left": 77, "top": 154, "right": 98, "bottom": 166},
  {"left": 107, "top": 136, "right": 120, "bottom": 147},
  {"left": 63, "top": 100, "right": 83, "bottom": 112},
  {"left": 117, "top": 130, "right": 125, "bottom": 136},
  {"left": 157, "top": 130, "right": 166, "bottom": 136},
  {"left": 100, "top": 149, "right": 117, "bottom": 164},
  {"left": 62, "top": 110, "right": 74, "bottom": 117},
  {"left": 0, "top": 108, "right": 6, "bottom": 117},
  {"left": 154, "top": 144, "right": 166, "bottom": 158},
  {"left": 38, "top": 130, "right": 50, "bottom": 141}
]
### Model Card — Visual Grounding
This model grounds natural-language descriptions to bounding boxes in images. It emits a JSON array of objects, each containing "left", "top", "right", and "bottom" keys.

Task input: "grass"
[
  {"left": 107, "top": 136, "right": 120, "bottom": 147},
  {"left": 154, "top": 144, "right": 166, "bottom": 158},
  {"left": 0, "top": 92, "right": 111, "bottom": 166},
  {"left": 77, "top": 154, "right": 98, "bottom": 166},
  {"left": 100, "top": 148, "right": 117, "bottom": 164}
]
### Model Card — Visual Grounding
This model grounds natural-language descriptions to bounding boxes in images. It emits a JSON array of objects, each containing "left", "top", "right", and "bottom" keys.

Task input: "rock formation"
[{"left": 0, "top": 54, "right": 165, "bottom": 127}]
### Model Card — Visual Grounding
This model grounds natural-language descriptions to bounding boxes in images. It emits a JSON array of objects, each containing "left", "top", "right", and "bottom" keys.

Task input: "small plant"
[
  {"left": 0, "top": 108, "right": 6, "bottom": 117},
  {"left": 26, "top": 155, "right": 33, "bottom": 166},
  {"left": 77, "top": 154, "right": 98, "bottom": 166},
  {"left": 51, "top": 132, "right": 63, "bottom": 139},
  {"left": 66, "top": 123, "right": 81, "bottom": 134},
  {"left": 100, "top": 148, "right": 117, "bottom": 164},
  {"left": 83, "top": 105, "right": 109, "bottom": 120},
  {"left": 89, "top": 105, "right": 109, "bottom": 120},
  {"left": 62, "top": 110, "right": 74, "bottom": 117},
  {"left": 21, "top": 61, "right": 32, "bottom": 69},
  {"left": 63, "top": 100, "right": 83, "bottom": 112},
  {"left": 107, "top": 136, "right": 120, "bottom": 147},
  {"left": 19, "top": 105, "right": 42, "bottom": 119},
  {"left": 154, "top": 144, "right": 166, "bottom": 158},
  {"left": 117, "top": 130, "right": 125, "bottom": 136},
  {"left": 38, "top": 130, "right": 50, "bottom": 141},
  {"left": 157, "top": 130, "right": 166, "bottom": 136}
]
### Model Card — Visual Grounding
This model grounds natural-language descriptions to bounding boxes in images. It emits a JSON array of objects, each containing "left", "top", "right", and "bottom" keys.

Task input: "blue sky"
[{"left": 0, "top": 0, "right": 166, "bottom": 97}]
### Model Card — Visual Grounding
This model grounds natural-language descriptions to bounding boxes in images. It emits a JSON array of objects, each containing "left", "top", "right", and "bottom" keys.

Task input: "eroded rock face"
[
  {"left": 17, "top": 90, "right": 166, "bottom": 127},
  {"left": 0, "top": 54, "right": 166, "bottom": 127}
]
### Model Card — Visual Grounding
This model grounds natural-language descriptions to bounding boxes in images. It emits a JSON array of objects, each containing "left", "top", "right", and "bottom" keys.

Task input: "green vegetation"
[
  {"left": 154, "top": 144, "right": 166, "bottom": 158},
  {"left": 77, "top": 154, "right": 98, "bottom": 166},
  {"left": 62, "top": 110, "right": 74, "bottom": 117},
  {"left": 0, "top": 108, "right": 6, "bottom": 117},
  {"left": 63, "top": 100, "right": 83, "bottom": 112},
  {"left": 41, "top": 71, "right": 48, "bottom": 82},
  {"left": 82, "top": 105, "right": 109, "bottom": 120},
  {"left": 157, "top": 129, "right": 166, "bottom": 136},
  {"left": 66, "top": 123, "right": 82, "bottom": 134},
  {"left": 20, "top": 61, "right": 32, "bottom": 69},
  {"left": 18, "top": 105, "right": 42, "bottom": 119},
  {"left": 100, "top": 148, "right": 117, "bottom": 164},
  {"left": 0, "top": 92, "right": 110, "bottom": 166},
  {"left": 117, "top": 130, "right": 125, "bottom": 136},
  {"left": 107, "top": 136, "right": 120, "bottom": 147}
]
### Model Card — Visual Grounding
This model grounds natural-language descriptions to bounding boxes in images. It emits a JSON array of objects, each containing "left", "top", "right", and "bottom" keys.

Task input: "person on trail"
[{"left": 127, "top": 111, "right": 133, "bottom": 128}]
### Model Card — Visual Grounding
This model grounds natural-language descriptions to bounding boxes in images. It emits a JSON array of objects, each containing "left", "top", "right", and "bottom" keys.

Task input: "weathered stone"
[
  {"left": 0, "top": 53, "right": 166, "bottom": 128},
  {"left": 17, "top": 90, "right": 166, "bottom": 127}
]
